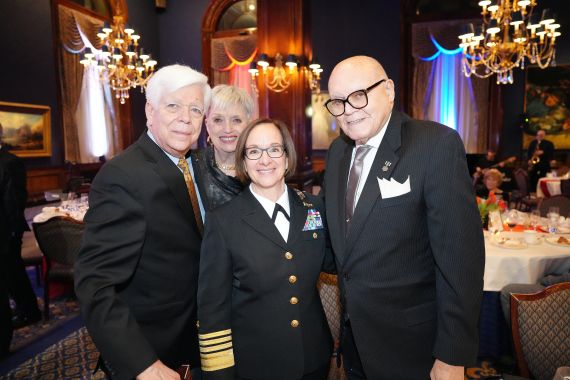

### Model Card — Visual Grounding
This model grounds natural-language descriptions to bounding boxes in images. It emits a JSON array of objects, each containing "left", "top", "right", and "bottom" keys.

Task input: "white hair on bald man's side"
[{"left": 145, "top": 64, "right": 212, "bottom": 110}]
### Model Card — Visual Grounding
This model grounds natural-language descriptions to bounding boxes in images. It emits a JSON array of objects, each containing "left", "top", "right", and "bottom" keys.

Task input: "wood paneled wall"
[{"left": 26, "top": 167, "right": 66, "bottom": 203}]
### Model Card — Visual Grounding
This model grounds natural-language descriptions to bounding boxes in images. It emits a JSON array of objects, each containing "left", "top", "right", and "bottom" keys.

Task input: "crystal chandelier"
[
  {"left": 80, "top": 15, "right": 157, "bottom": 104},
  {"left": 248, "top": 53, "right": 323, "bottom": 94},
  {"left": 458, "top": 1, "right": 561, "bottom": 84}
]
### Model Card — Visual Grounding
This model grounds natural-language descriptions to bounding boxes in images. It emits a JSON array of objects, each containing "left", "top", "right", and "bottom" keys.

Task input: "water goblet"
[{"left": 529, "top": 210, "right": 541, "bottom": 231}]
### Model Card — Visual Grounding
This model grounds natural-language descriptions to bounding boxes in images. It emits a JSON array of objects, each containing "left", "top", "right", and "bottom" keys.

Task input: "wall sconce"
[{"left": 248, "top": 53, "right": 323, "bottom": 94}]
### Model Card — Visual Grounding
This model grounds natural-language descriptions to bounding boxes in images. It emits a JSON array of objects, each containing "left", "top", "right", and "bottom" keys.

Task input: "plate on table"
[
  {"left": 545, "top": 236, "right": 570, "bottom": 247},
  {"left": 490, "top": 235, "right": 528, "bottom": 249},
  {"left": 556, "top": 226, "right": 570, "bottom": 234}
]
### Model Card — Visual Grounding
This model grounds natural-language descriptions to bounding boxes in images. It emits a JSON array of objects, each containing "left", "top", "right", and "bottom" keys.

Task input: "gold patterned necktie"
[{"left": 177, "top": 157, "right": 204, "bottom": 236}]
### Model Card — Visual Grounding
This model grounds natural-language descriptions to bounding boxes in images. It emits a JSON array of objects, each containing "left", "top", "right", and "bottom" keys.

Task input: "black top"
[
  {"left": 192, "top": 146, "right": 244, "bottom": 212},
  {"left": 528, "top": 138, "right": 555, "bottom": 172}
]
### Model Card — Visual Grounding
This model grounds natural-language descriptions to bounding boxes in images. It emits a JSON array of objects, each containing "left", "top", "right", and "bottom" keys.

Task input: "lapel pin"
[
  {"left": 313, "top": 232, "right": 318, "bottom": 239},
  {"left": 382, "top": 166, "right": 389, "bottom": 172}
]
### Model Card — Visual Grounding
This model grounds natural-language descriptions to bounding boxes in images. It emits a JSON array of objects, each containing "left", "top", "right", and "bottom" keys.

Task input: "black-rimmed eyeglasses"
[
  {"left": 324, "top": 79, "right": 387, "bottom": 117},
  {"left": 244, "top": 145, "right": 286, "bottom": 160}
]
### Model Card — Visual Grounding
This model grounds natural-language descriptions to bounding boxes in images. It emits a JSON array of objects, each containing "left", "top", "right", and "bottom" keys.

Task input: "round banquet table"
[
  {"left": 480, "top": 230, "right": 570, "bottom": 358},
  {"left": 484, "top": 230, "right": 570, "bottom": 291}
]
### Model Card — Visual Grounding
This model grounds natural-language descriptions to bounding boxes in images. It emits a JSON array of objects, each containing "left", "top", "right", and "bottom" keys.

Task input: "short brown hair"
[{"left": 235, "top": 118, "right": 297, "bottom": 184}]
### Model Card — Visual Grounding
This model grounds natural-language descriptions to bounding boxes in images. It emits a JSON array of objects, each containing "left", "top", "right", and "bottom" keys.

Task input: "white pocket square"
[{"left": 377, "top": 175, "right": 411, "bottom": 199}]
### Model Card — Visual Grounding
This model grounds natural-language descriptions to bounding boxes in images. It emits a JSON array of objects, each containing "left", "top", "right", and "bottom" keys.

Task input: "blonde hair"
[
  {"left": 484, "top": 169, "right": 503, "bottom": 186},
  {"left": 208, "top": 85, "right": 254, "bottom": 120}
]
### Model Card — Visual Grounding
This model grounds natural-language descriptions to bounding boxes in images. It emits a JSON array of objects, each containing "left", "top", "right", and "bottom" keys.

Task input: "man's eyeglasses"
[
  {"left": 324, "top": 79, "right": 387, "bottom": 117},
  {"left": 244, "top": 145, "right": 286, "bottom": 160},
  {"left": 164, "top": 103, "right": 204, "bottom": 118}
]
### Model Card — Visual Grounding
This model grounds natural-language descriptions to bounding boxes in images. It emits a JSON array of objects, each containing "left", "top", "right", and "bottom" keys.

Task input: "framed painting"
[
  {"left": 523, "top": 65, "right": 570, "bottom": 149},
  {"left": 0, "top": 101, "right": 52, "bottom": 157}
]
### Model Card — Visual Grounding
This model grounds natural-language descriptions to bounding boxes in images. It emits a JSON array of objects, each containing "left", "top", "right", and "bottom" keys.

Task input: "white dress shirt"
[
  {"left": 348, "top": 113, "right": 391, "bottom": 207},
  {"left": 250, "top": 185, "right": 290, "bottom": 242},
  {"left": 147, "top": 131, "right": 206, "bottom": 220}
]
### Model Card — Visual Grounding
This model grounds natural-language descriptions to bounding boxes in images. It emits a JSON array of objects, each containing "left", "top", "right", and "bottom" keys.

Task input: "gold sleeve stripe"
[
  {"left": 199, "top": 329, "right": 232, "bottom": 340},
  {"left": 200, "top": 342, "right": 232, "bottom": 353},
  {"left": 199, "top": 336, "right": 231, "bottom": 347},
  {"left": 201, "top": 349, "right": 235, "bottom": 372}
]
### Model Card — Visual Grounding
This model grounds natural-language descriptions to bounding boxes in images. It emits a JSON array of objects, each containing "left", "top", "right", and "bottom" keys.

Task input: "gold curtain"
[
  {"left": 57, "top": 2, "right": 128, "bottom": 162},
  {"left": 57, "top": 5, "right": 102, "bottom": 161},
  {"left": 211, "top": 34, "right": 257, "bottom": 86}
]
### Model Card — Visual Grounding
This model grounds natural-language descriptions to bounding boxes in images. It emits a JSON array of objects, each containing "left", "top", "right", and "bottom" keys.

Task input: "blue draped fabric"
[{"left": 417, "top": 35, "right": 478, "bottom": 152}]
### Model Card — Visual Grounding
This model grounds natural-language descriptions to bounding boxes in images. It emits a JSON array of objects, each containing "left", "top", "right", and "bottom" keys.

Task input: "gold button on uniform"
[
  {"left": 291, "top": 320, "right": 299, "bottom": 328},
  {"left": 290, "top": 297, "right": 298, "bottom": 305},
  {"left": 285, "top": 252, "right": 293, "bottom": 260},
  {"left": 289, "top": 275, "right": 297, "bottom": 284}
]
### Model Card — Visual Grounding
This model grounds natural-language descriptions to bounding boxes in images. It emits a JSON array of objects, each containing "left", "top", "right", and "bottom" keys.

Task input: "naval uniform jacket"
[
  {"left": 75, "top": 132, "right": 202, "bottom": 380},
  {"left": 323, "top": 110, "right": 485, "bottom": 379},
  {"left": 197, "top": 187, "right": 334, "bottom": 380}
]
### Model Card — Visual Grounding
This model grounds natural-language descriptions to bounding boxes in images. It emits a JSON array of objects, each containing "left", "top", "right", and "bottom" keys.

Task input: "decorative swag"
[{"left": 57, "top": 3, "right": 125, "bottom": 162}]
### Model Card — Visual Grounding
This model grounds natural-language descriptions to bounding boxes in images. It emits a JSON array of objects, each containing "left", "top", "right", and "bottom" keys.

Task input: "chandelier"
[
  {"left": 248, "top": 53, "right": 323, "bottom": 94},
  {"left": 80, "top": 14, "right": 157, "bottom": 104},
  {"left": 458, "top": 1, "right": 561, "bottom": 84}
]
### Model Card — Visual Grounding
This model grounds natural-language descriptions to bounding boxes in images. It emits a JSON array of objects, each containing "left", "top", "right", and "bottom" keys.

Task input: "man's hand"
[
  {"left": 430, "top": 359, "right": 464, "bottom": 380},
  {"left": 136, "top": 360, "right": 181, "bottom": 380}
]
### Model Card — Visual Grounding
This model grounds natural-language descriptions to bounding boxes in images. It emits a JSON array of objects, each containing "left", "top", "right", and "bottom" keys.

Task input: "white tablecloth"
[
  {"left": 484, "top": 231, "right": 570, "bottom": 291},
  {"left": 536, "top": 177, "right": 562, "bottom": 198},
  {"left": 32, "top": 200, "right": 88, "bottom": 223}
]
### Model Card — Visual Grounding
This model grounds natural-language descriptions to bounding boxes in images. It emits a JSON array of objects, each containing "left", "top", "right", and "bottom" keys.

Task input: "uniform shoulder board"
[{"left": 294, "top": 188, "right": 313, "bottom": 208}]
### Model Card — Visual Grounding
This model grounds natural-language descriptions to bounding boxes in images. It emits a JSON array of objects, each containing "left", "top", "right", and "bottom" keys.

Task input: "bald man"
[{"left": 321, "top": 56, "right": 484, "bottom": 380}]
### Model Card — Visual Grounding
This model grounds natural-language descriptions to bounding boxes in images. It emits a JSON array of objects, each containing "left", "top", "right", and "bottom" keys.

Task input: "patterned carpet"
[
  {"left": 2, "top": 327, "right": 104, "bottom": 380},
  {"left": 3, "top": 322, "right": 508, "bottom": 380},
  {"left": 9, "top": 297, "right": 80, "bottom": 354}
]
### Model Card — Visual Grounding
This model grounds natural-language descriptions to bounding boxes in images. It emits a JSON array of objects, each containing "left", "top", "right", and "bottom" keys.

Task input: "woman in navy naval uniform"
[{"left": 197, "top": 118, "right": 334, "bottom": 380}]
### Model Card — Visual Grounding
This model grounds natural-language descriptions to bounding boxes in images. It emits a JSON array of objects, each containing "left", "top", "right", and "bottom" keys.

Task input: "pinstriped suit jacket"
[{"left": 323, "top": 110, "right": 485, "bottom": 379}]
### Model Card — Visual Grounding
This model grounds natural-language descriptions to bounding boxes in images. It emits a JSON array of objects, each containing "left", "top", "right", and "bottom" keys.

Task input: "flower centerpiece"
[{"left": 476, "top": 191, "right": 507, "bottom": 228}]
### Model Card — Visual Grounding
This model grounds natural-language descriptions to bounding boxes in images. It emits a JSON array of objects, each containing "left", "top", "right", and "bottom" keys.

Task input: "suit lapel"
[
  {"left": 345, "top": 111, "right": 403, "bottom": 254},
  {"left": 241, "top": 189, "right": 288, "bottom": 250},
  {"left": 329, "top": 140, "right": 353, "bottom": 263},
  {"left": 138, "top": 133, "right": 200, "bottom": 235},
  {"left": 287, "top": 188, "right": 308, "bottom": 246}
]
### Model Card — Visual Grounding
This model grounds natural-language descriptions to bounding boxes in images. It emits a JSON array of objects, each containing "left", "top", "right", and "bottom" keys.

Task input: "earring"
[{"left": 206, "top": 135, "right": 212, "bottom": 145}]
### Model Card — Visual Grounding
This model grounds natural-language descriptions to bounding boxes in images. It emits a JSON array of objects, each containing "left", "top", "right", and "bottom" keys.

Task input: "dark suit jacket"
[
  {"left": 0, "top": 146, "right": 29, "bottom": 234},
  {"left": 323, "top": 111, "right": 485, "bottom": 379},
  {"left": 197, "top": 187, "right": 334, "bottom": 380},
  {"left": 0, "top": 164, "right": 17, "bottom": 253},
  {"left": 527, "top": 138, "right": 555, "bottom": 172},
  {"left": 75, "top": 133, "right": 202, "bottom": 380}
]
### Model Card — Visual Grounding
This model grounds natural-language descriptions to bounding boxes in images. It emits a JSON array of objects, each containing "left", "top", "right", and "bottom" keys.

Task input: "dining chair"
[
  {"left": 510, "top": 282, "right": 570, "bottom": 380},
  {"left": 560, "top": 179, "right": 570, "bottom": 197},
  {"left": 537, "top": 195, "right": 570, "bottom": 218},
  {"left": 512, "top": 169, "right": 537, "bottom": 211},
  {"left": 20, "top": 230, "right": 43, "bottom": 286},
  {"left": 32, "top": 216, "right": 85, "bottom": 320},
  {"left": 318, "top": 273, "right": 346, "bottom": 380}
]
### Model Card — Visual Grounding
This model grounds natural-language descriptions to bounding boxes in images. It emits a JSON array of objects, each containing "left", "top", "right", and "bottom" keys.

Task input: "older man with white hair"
[{"left": 75, "top": 64, "right": 211, "bottom": 380}]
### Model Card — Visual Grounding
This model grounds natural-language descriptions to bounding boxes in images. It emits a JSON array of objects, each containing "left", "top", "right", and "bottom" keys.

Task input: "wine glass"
[
  {"left": 529, "top": 210, "right": 541, "bottom": 231},
  {"left": 505, "top": 209, "right": 518, "bottom": 230},
  {"left": 547, "top": 207, "right": 560, "bottom": 234}
]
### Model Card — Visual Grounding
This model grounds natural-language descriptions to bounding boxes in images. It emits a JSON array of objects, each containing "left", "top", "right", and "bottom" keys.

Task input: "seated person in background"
[
  {"left": 500, "top": 272, "right": 570, "bottom": 327},
  {"left": 472, "top": 150, "right": 499, "bottom": 185},
  {"left": 476, "top": 168, "right": 508, "bottom": 202}
]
